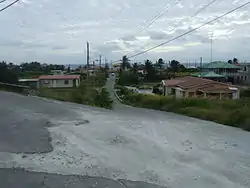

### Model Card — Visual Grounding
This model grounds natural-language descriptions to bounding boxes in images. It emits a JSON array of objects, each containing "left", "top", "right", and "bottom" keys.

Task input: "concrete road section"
[{"left": 0, "top": 89, "right": 250, "bottom": 188}]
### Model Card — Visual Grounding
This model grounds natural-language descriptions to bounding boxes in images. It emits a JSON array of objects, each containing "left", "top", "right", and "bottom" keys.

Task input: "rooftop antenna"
[{"left": 209, "top": 30, "right": 214, "bottom": 63}]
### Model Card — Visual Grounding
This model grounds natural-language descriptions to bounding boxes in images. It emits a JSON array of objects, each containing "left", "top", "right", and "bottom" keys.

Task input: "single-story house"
[
  {"left": 38, "top": 75, "right": 80, "bottom": 88},
  {"left": 162, "top": 76, "right": 240, "bottom": 100},
  {"left": 191, "top": 71, "right": 226, "bottom": 82}
]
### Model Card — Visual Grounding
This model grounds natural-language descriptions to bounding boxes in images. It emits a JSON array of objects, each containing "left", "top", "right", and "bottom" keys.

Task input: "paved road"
[{"left": 0, "top": 79, "right": 250, "bottom": 188}]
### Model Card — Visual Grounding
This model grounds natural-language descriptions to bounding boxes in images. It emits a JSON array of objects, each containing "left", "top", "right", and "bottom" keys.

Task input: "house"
[
  {"left": 38, "top": 75, "right": 80, "bottom": 88},
  {"left": 191, "top": 71, "right": 226, "bottom": 82},
  {"left": 111, "top": 63, "right": 121, "bottom": 72},
  {"left": 162, "top": 76, "right": 240, "bottom": 100},
  {"left": 236, "top": 63, "right": 250, "bottom": 85},
  {"left": 200, "top": 61, "right": 241, "bottom": 83}
]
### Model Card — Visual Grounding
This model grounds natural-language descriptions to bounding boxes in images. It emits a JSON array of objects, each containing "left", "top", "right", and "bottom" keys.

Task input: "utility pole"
[
  {"left": 105, "top": 58, "right": 108, "bottom": 67},
  {"left": 210, "top": 31, "right": 214, "bottom": 63},
  {"left": 86, "top": 42, "right": 90, "bottom": 77},
  {"left": 200, "top": 57, "right": 203, "bottom": 76},
  {"left": 99, "top": 55, "right": 102, "bottom": 68}
]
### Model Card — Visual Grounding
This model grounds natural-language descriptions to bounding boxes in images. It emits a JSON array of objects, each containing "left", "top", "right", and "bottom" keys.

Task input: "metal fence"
[{"left": 0, "top": 82, "right": 31, "bottom": 95}]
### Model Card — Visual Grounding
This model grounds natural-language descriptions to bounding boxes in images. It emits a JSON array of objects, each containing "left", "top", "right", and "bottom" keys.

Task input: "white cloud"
[{"left": 0, "top": 0, "right": 249, "bottom": 64}]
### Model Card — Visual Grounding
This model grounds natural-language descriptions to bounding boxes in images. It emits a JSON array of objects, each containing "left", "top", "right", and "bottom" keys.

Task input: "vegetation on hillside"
[
  {"left": 116, "top": 87, "right": 250, "bottom": 131},
  {"left": 0, "top": 61, "right": 68, "bottom": 81}
]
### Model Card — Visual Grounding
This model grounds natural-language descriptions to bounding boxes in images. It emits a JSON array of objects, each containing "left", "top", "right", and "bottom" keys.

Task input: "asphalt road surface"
[{"left": 0, "top": 79, "right": 250, "bottom": 188}]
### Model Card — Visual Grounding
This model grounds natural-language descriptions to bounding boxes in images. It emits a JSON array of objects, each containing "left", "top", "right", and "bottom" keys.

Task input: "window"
[
  {"left": 245, "top": 76, "right": 247, "bottom": 80},
  {"left": 64, "top": 80, "right": 69, "bottom": 85}
]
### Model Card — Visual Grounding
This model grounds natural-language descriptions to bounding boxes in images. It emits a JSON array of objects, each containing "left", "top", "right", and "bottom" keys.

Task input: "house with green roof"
[
  {"left": 200, "top": 61, "right": 241, "bottom": 83},
  {"left": 191, "top": 71, "right": 226, "bottom": 81}
]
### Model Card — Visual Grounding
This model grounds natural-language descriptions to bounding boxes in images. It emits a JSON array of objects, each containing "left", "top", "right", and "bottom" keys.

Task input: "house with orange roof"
[{"left": 162, "top": 76, "right": 240, "bottom": 100}]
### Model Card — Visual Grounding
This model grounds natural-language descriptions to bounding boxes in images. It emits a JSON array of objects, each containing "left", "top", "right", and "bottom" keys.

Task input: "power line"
[
  {"left": 128, "top": 1, "right": 250, "bottom": 59},
  {"left": 125, "top": 0, "right": 180, "bottom": 41},
  {"left": 113, "top": 0, "right": 223, "bottom": 63},
  {"left": 0, "top": 0, "right": 20, "bottom": 12},
  {"left": 0, "top": 0, "right": 7, "bottom": 4},
  {"left": 193, "top": 0, "right": 221, "bottom": 17}
]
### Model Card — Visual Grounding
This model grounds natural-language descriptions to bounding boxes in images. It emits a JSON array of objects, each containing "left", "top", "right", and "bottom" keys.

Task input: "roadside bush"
[
  {"left": 240, "top": 88, "right": 250, "bottom": 98},
  {"left": 122, "top": 93, "right": 250, "bottom": 131}
]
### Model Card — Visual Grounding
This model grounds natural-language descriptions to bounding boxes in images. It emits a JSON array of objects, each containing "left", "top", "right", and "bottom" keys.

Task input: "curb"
[{"left": 113, "top": 90, "right": 123, "bottom": 103}]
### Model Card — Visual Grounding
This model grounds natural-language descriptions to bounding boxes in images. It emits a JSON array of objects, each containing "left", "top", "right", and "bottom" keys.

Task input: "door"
[{"left": 73, "top": 79, "right": 76, "bottom": 87}]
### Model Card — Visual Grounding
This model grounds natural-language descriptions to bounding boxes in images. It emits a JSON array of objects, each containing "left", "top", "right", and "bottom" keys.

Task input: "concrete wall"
[
  {"left": 232, "top": 90, "right": 240, "bottom": 100},
  {"left": 165, "top": 87, "right": 172, "bottom": 95},
  {"left": 175, "top": 88, "right": 183, "bottom": 99}
]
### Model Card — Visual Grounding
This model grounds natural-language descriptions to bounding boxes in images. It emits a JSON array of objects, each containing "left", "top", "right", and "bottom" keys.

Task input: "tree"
[
  {"left": 117, "top": 71, "right": 139, "bottom": 85},
  {"left": 233, "top": 58, "right": 238, "bottom": 64},
  {"left": 228, "top": 60, "right": 233, "bottom": 64},
  {"left": 0, "top": 62, "right": 18, "bottom": 84},
  {"left": 179, "top": 64, "right": 186, "bottom": 72},
  {"left": 121, "top": 56, "right": 131, "bottom": 70},
  {"left": 144, "top": 60, "right": 156, "bottom": 81},
  {"left": 169, "top": 60, "right": 180, "bottom": 72},
  {"left": 156, "top": 58, "right": 165, "bottom": 69},
  {"left": 132, "top": 63, "right": 139, "bottom": 73}
]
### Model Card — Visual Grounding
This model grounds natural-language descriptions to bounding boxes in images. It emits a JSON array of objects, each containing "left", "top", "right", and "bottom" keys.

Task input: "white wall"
[
  {"left": 40, "top": 79, "right": 80, "bottom": 88},
  {"left": 54, "top": 79, "right": 73, "bottom": 88},
  {"left": 232, "top": 90, "right": 240, "bottom": 100},
  {"left": 175, "top": 88, "right": 184, "bottom": 99}
]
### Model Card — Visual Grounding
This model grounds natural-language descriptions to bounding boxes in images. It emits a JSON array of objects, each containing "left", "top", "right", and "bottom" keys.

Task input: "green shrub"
[{"left": 122, "top": 93, "right": 250, "bottom": 131}]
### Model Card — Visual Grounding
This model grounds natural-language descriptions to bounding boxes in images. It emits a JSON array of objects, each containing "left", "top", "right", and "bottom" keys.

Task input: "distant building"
[
  {"left": 38, "top": 75, "right": 80, "bottom": 88},
  {"left": 200, "top": 61, "right": 240, "bottom": 84},
  {"left": 236, "top": 63, "right": 250, "bottom": 85},
  {"left": 191, "top": 71, "right": 226, "bottom": 82}
]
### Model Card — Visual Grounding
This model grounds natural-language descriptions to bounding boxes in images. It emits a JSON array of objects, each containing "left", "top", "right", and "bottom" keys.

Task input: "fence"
[{"left": 0, "top": 82, "right": 31, "bottom": 95}]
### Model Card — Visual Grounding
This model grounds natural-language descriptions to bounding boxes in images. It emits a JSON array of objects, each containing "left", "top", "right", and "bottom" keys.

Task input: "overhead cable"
[
  {"left": 128, "top": 1, "right": 250, "bottom": 59},
  {"left": 193, "top": 0, "right": 221, "bottom": 17},
  {"left": 0, "top": 0, "right": 7, "bottom": 4},
  {"left": 124, "top": 0, "right": 180, "bottom": 41},
  {"left": 0, "top": 0, "right": 21, "bottom": 13}
]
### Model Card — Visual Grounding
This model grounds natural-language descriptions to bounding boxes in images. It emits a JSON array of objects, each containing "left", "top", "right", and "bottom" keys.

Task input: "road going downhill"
[{"left": 0, "top": 79, "right": 250, "bottom": 188}]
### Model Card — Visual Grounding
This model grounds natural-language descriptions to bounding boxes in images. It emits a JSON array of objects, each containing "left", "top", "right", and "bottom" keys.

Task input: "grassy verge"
[
  {"left": 117, "top": 87, "right": 250, "bottom": 131},
  {"left": 38, "top": 73, "right": 113, "bottom": 109}
]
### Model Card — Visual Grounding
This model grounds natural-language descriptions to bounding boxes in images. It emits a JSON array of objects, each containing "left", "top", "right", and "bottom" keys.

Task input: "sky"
[{"left": 0, "top": 0, "right": 250, "bottom": 65}]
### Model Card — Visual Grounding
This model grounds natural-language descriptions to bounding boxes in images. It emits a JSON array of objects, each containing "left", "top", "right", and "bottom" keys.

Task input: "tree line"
[
  {"left": 117, "top": 55, "right": 193, "bottom": 85},
  {"left": 0, "top": 61, "right": 67, "bottom": 84}
]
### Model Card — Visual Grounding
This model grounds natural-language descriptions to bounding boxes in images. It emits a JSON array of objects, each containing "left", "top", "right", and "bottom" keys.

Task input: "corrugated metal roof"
[
  {"left": 192, "top": 71, "right": 225, "bottom": 78},
  {"left": 39, "top": 75, "right": 80, "bottom": 80},
  {"left": 163, "top": 76, "right": 238, "bottom": 93},
  {"left": 201, "top": 61, "right": 240, "bottom": 69},
  {"left": 19, "top": 78, "right": 39, "bottom": 82}
]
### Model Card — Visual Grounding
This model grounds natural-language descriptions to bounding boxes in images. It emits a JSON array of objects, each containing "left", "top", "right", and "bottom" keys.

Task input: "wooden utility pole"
[
  {"left": 86, "top": 42, "right": 90, "bottom": 77},
  {"left": 210, "top": 31, "right": 214, "bottom": 63},
  {"left": 200, "top": 57, "right": 203, "bottom": 75},
  {"left": 99, "top": 55, "right": 102, "bottom": 68}
]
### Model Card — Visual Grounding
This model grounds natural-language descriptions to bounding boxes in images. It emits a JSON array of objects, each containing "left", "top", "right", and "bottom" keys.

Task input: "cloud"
[{"left": 0, "top": 0, "right": 249, "bottom": 64}]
